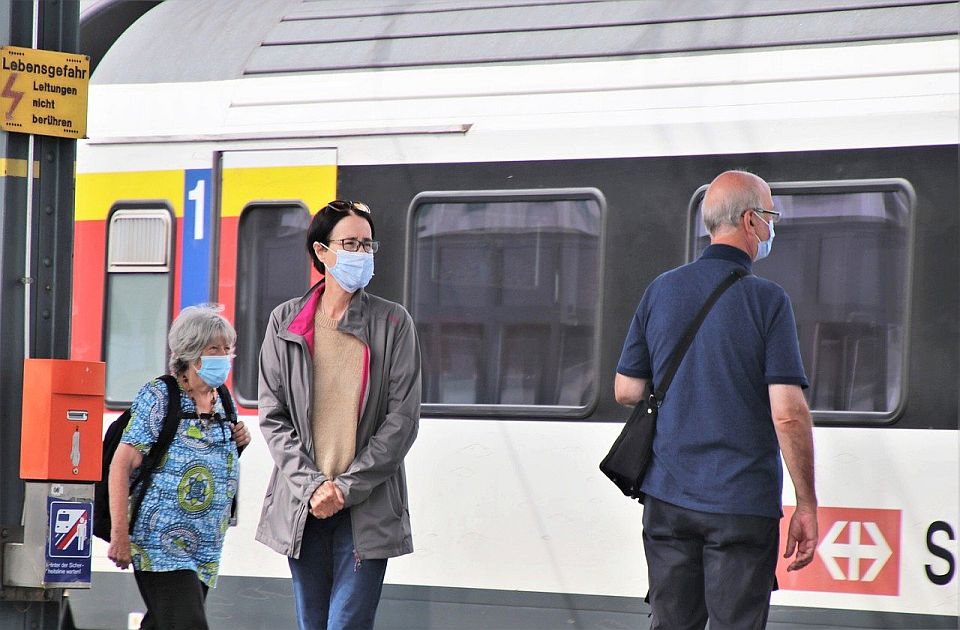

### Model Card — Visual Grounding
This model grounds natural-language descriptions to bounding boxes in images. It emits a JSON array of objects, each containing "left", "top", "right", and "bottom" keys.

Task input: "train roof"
[{"left": 92, "top": 0, "right": 960, "bottom": 84}]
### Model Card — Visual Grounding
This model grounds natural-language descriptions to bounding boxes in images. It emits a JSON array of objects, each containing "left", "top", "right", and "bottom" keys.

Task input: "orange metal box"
[{"left": 20, "top": 359, "right": 105, "bottom": 481}]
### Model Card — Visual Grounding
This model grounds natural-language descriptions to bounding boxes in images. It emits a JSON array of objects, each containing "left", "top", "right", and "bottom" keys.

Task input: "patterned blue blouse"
[{"left": 121, "top": 378, "right": 239, "bottom": 587}]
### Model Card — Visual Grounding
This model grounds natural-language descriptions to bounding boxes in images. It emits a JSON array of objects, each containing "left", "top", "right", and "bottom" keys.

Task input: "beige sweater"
[{"left": 311, "top": 309, "right": 364, "bottom": 478}]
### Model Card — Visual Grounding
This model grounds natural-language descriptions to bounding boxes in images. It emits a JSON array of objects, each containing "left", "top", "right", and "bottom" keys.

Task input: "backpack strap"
[
  {"left": 128, "top": 374, "right": 182, "bottom": 532},
  {"left": 151, "top": 374, "right": 183, "bottom": 464},
  {"left": 217, "top": 383, "right": 235, "bottom": 425},
  {"left": 217, "top": 384, "right": 245, "bottom": 457}
]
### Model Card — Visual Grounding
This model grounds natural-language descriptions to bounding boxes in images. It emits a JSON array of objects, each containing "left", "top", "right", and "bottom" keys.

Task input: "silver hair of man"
[
  {"left": 167, "top": 304, "right": 237, "bottom": 375},
  {"left": 701, "top": 170, "right": 769, "bottom": 235}
]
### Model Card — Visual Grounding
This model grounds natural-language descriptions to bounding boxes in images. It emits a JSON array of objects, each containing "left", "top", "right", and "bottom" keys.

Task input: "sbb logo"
[{"left": 777, "top": 506, "right": 900, "bottom": 596}]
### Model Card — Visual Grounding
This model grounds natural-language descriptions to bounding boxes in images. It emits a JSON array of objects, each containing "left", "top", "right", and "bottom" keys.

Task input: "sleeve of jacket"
[
  {"left": 258, "top": 308, "right": 327, "bottom": 504},
  {"left": 336, "top": 306, "right": 421, "bottom": 507}
]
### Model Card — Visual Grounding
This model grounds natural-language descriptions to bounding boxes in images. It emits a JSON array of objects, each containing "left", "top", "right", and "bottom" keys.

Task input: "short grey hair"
[
  {"left": 167, "top": 304, "right": 237, "bottom": 375},
  {"left": 701, "top": 171, "right": 768, "bottom": 234}
]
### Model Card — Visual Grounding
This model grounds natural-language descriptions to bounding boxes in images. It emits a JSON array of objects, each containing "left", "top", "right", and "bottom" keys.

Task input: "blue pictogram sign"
[{"left": 45, "top": 498, "right": 92, "bottom": 584}]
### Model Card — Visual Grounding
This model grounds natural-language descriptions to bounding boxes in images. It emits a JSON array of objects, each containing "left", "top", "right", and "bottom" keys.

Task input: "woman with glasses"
[
  {"left": 107, "top": 304, "right": 251, "bottom": 629},
  {"left": 256, "top": 200, "right": 422, "bottom": 630}
]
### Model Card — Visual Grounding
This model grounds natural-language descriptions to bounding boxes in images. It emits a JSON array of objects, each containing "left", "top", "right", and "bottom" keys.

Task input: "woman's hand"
[
  {"left": 107, "top": 533, "right": 133, "bottom": 570},
  {"left": 108, "top": 444, "right": 139, "bottom": 571},
  {"left": 309, "top": 481, "right": 344, "bottom": 519},
  {"left": 232, "top": 421, "right": 251, "bottom": 449}
]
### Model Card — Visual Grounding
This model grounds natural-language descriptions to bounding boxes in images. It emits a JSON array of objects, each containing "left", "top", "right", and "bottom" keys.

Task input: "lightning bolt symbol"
[{"left": 2, "top": 73, "right": 23, "bottom": 120}]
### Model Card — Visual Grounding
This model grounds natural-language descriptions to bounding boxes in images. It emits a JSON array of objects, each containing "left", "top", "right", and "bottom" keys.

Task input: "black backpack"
[{"left": 92, "top": 374, "right": 238, "bottom": 542}]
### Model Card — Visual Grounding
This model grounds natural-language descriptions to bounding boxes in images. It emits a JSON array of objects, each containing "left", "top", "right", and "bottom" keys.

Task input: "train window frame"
[
  {"left": 686, "top": 178, "right": 916, "bottom": 425},
  {"left": 102, "top": 202, "right": 176, "bottom": 409},
  {"left": 405, "top": 188, "right": 607, "bottom": 420},
  {"left": 233, "top": 200, "right": 313, "bottom": 408}
]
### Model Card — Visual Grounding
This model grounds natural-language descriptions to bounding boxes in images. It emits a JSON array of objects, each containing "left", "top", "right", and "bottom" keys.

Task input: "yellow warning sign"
[{"left": 0, "top": 46, "right": 89, "bottom": 138}]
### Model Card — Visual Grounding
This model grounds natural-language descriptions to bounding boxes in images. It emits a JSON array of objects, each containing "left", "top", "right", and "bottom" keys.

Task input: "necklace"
[{"left": 180, "top": 374, "right": 216, "bottom": 411}]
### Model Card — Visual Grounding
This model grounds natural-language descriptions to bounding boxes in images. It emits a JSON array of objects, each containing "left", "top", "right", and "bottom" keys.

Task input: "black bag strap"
[
  {"left": 217, "top": 383, "right": 235, "bottom": 424},
  {"left": 653, "top": 268, "right": 748, "bottom": 402},
  {"left": 216, "top": 384, "right": 245, "bottom": 456},
  {"left": 129, "top": 374, "right": 182, "bottom": 531}
]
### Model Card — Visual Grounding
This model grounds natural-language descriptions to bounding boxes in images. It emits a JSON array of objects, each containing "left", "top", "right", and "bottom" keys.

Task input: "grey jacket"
[{"left": 255, "top": 282, "right": 421, "bottom": 559}]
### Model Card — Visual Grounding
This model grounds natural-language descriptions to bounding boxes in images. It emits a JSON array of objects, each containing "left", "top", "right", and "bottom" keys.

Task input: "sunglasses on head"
[{"left": 324, "top": 199, "right": 371, "bottom": 214}]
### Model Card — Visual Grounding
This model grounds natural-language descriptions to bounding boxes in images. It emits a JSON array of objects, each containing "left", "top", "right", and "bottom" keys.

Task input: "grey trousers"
[{"left": 642, "top": 496, "right": 779, "bottom": 630}]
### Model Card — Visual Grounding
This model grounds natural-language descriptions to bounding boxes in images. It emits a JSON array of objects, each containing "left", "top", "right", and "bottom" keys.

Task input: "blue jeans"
[{"left": 288, "top": 510, "right": 388, "bottom": 630}]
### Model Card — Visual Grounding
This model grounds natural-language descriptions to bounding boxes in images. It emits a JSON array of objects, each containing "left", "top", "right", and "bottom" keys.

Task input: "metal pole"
[
  {"left": 1, "top": 1, "right": 81, "bottom": 627},
  {"left": 22, "top": 0, "right": 38, "bottom": 359}
]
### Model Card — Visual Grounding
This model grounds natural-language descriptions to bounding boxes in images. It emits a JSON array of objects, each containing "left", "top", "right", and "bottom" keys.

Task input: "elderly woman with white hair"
[{"left": 107, "top": 304, "right": 251, "bottom": 630}]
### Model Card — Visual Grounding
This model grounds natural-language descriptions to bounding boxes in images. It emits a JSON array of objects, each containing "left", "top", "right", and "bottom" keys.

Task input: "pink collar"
[{"left": 286, "top": 282, "right": 324, "bottom": 354}]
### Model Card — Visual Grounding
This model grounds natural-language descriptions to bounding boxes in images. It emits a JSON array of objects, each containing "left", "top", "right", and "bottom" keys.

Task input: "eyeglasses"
[
  {"left": 324, "top": 199, "right": 371, "bottom": 214},
  {"left": 328, "top": 238, "right": 379, "bottom": 254},
  {"left": 746, "top": 207, "right": 781, "bottom": 224}
]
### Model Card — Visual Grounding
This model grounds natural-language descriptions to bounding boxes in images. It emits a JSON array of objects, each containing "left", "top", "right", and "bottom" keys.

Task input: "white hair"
[
  {"left": 701, "top": 172, "right": 768, "bottom": 234},
  {"left": 167, "top": 304, "right": 236, "bottom": 375}
]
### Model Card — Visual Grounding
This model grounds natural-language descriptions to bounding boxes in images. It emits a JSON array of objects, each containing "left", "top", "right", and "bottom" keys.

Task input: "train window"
[
  {"left": 234, "top": 203, "right": 312, "bottom": 405},
  {"left": 690, "top": 180, "right": 914, "bottom": 423},
  {"left": 409, "top": 189, "right": 605, "bottom": 418},
  {"left": 104, "top": 206, "right": 174, "bottom": 406}
]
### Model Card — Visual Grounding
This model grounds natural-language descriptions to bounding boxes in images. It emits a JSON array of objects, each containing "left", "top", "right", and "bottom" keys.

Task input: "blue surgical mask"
[
  {"left": 197, "top": 355, "right": 231, "bottom": 388},
  {"left": 321, "top": 244, "right": 374, "bottom": 293},
  {"left": 754, "top": 214, "right": 775, "bottom": 261}
]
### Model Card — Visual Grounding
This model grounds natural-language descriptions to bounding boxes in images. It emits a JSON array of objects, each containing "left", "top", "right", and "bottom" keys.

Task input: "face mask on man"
[
  {"left": 197, "top": 355, "right": 231, "bottom": 388},
  {"left": 753, "top": 213, "right": 775, "bottom": 261},
  {"left": 319, "top": 243, "right": 374, "bottom": 293}
]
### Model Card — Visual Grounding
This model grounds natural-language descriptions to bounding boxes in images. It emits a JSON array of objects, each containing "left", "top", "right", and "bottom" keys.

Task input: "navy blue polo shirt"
[{"left": 617, "top": 244, "right": 808, "bottom": 518}]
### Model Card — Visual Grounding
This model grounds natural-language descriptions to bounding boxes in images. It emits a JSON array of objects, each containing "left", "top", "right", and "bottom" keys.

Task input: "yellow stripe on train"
[
  {"left": 75, "top": 170, "right": 183, "bottom": 222},
  {"left": 221, "top": 165, "right": 336, "bottom": 218},
  {"left": 75, "top": 165, "right": 337, "bottom": 222}
]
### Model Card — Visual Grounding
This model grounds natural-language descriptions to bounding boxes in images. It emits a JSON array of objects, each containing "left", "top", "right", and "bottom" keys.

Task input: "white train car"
[{"left": 68, "top": 1, "right": 959, "bottom": 628}]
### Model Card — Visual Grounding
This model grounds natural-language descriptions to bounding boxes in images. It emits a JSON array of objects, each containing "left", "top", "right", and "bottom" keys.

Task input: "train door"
[{"left": 215, "top": 148, "right": 337, "bottom": 409}]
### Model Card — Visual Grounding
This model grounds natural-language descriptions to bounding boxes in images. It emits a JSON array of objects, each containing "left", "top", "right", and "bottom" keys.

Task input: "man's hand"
[
  {"left": 783, "top": 502, "right": 818, "bottom": 571},
  {"left": 107, "top": 533, "right": 133, "bottom": 570},
  {"left": 309, "top": 481, "right": 344, "bottom": 519}
]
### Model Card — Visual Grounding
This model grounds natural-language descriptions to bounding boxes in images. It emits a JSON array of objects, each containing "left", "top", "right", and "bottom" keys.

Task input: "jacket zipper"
[{"left": 350, "top": 341, "right": 371, "bottom": 560}]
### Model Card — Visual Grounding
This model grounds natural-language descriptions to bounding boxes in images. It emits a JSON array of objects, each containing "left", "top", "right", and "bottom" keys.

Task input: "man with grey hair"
[{"left": 615, "top": 171, "right": 818, "bottom": 629}]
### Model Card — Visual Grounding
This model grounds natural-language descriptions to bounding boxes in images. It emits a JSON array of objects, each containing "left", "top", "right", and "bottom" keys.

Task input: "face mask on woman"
[
  {"left": 320, "top": 243, "right": 374, "bottom": 293},
  {"left": 197, "top": 355, "right": 231, "bottom": 388}
]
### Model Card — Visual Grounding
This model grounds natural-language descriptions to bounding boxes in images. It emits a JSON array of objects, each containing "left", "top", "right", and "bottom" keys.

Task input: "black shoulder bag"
[{"left": 600, "top": 268, "right": 747, "bottom": 501}]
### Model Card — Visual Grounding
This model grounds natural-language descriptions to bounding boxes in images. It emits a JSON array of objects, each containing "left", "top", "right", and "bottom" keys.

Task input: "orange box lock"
[{"left": 20, "top": 358, "right": 105, "bottom": 482}]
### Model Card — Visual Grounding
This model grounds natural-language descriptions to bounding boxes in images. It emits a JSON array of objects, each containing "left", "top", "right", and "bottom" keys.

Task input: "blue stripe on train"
[{"left": 182, "top": 169, "right": 213, "bottom": 307}]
